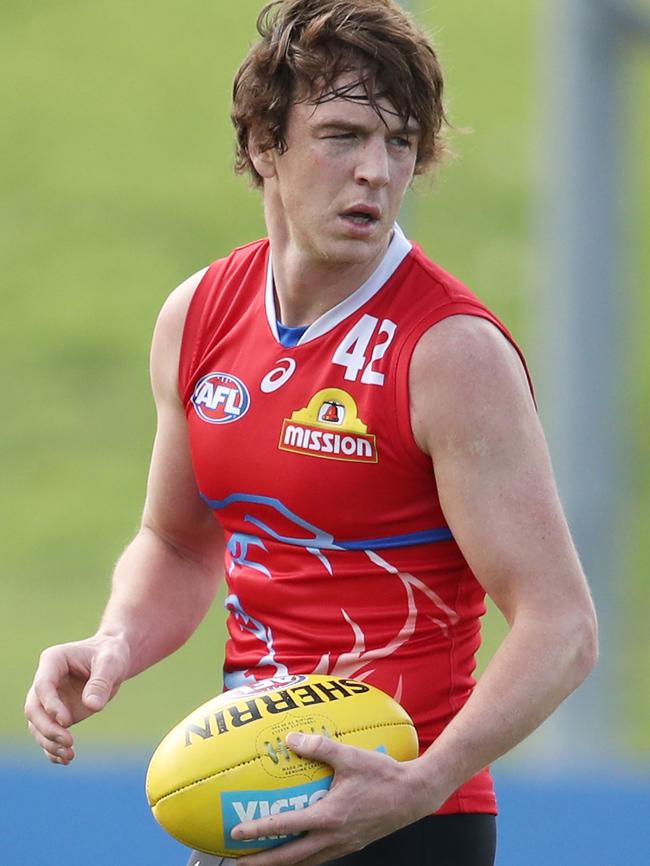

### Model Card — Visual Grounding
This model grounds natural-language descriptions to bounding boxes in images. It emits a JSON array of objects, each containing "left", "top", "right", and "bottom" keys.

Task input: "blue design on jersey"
[
  {"left": 200, "top": 491, "right": 453, "bottom": 551},
  {"left": 227, "top": 533, "right": 271, "bottom": 577},
  {"left": 337, "top": 527, "right": 453, "bottom": 549},
  {"left": 224, "top": 594, "right": 289, "bottom": 688},
  {"left": 201, "top": 491, "right": 337, "bottom": 546}
]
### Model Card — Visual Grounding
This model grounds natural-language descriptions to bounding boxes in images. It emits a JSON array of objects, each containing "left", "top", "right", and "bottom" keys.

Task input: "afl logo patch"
[{"left": 192, "top": 373, "right": 251, "bottom": 424}]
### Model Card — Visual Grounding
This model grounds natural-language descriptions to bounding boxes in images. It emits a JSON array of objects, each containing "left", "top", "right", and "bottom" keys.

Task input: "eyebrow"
[{"left": 313, "top": 119, "right": 421, "bottom": 136}]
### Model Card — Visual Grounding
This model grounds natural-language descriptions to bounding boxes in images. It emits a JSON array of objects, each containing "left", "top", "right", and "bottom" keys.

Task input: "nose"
[{"left": 354, "top": 136, "right": 390, "bottom": 189}]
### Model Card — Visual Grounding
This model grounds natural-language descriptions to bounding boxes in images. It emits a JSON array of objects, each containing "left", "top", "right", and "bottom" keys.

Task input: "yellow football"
[{"left": 146, "top": 674, "right": 418, "bottom": 857}]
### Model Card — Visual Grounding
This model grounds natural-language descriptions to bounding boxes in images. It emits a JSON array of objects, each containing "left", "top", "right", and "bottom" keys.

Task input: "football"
[{"left": 146, "top": 673, "right": 418, "bottom": 857}]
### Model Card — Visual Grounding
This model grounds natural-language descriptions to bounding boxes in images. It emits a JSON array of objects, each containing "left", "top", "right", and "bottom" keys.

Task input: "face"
[{"left": 253, "top": 77, "right": 420, "bottom": 270}]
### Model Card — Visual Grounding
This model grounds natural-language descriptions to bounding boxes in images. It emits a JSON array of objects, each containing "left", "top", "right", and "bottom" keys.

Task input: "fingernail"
[
  {"left": 84, "top": 692, "right": 105, "bottom": 710},
  {"left": 286, "top": 732, "right": 305, "bottom": 748}
]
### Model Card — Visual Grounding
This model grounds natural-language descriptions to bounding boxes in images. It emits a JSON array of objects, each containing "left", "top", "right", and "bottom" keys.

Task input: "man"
[{"left": 24, "top": 2, "right": 598, "bottom": 865}]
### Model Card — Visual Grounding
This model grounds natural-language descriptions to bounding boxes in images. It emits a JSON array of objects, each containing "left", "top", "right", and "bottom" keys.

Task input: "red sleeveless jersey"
[{"left": 179, "top": 227, "right": 530, "bottom": 815}]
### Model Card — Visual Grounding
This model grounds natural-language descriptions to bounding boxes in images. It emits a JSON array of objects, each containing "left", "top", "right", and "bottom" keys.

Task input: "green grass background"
[{"left": 2, "top": 1, "right": 649, "bottom": 756}]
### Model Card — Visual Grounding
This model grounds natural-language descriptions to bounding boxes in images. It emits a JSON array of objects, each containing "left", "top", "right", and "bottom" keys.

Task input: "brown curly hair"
[{"left": 232, "top": 0, "right": 448, "bottom": 187}]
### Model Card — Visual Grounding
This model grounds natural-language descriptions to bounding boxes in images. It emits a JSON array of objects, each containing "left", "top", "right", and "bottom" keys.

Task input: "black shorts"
[{"left": 185, "top": 813, "right": 496, "bottom": 866}]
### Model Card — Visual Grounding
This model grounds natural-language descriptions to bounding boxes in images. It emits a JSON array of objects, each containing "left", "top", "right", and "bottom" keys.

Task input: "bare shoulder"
[
  {"left": 409, "top": 314, "right": 536, "bottom": 457},
  {"left": 152, "top": 267, "right": 208, "bottom": 358},
  {"left": 150, "top": 267, "right": 208, "bottom": 403}
]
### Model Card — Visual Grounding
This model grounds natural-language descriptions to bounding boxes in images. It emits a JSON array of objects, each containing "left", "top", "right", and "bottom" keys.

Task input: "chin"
[
  {"left": 320, "top": 240, "right": 379, "bottom": 266},
  {"left": 326, "top": 229, "right": 388, "bottom": 259}
]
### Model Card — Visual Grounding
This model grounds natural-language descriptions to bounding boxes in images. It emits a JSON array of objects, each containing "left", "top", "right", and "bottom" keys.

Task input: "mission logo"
[
  {"left": 279, "top": 388, "right": 378, "bottom": 463},
  {"left": 192, "top": 372, "right": 251, "bottom": 424}
]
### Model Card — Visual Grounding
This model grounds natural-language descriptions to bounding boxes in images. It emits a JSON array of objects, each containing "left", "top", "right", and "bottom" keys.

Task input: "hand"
[
  {"left": 232, "top": 733, "right": 435, "bottom": 866},
  {"left": 24, "top": 634, "right": 130, "bottom": 765}
]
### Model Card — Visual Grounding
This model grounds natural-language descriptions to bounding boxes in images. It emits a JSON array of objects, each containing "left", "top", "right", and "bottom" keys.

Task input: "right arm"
[{"left": 24, "top": 268, "right": 225, "bottom": 764}]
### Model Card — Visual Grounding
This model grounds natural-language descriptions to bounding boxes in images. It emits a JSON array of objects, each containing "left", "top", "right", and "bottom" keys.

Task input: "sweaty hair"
[{"left": 232, "top": 0, "right": 448, "bottom": 187}]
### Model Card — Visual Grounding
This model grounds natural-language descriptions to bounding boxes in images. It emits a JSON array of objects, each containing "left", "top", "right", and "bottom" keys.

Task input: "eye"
[{"left": 389, "top": 136, "right": 413, "bottom": 149}]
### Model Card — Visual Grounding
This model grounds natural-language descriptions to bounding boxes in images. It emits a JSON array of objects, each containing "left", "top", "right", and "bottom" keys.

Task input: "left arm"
[
  {"left": 405, "top": 315, "right": 598, "bottom": 802},
  {"left": 232, "top": 315, "right": 598, "bottom": 865}
]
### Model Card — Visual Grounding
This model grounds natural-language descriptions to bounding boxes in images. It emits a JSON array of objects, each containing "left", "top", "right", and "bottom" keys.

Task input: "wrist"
[
  {"left": 401, "top": 755, "right": 447, "bottom": 818},
  {"left": 404, "top": 732, "right": 476, "bottom": 815}
]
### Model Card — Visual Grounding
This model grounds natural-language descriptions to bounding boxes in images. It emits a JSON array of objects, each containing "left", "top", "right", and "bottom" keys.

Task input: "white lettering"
[
  {"left": 332, "top": 314, "right": 379, "bottom": 381},
  {"left": 194, "top": 382, "right": 213, "bottom": 407},
  {"left": 332, "top": 316, "right": 397, "bottom": 385},
  {"left": 357, "top": 439, "right": 372, "bottom": 458},
  {"left": 208, "top": 384, "right": 230, "bottom": 411},
  {"left": 283, "top": 425, "right": 375, "bottom": 461},
  {"left": 230, "top": 791, "right": 328, "bottom": 841},
  {"left": 232, "top": 801, "right": 258, "bottom": 823},
  {"left": 225, "top": 389, "right": 241, "bottom": 415},
  {"left": 288, "top": 795, "right": 309, "bottom": 809},
  {"left": 361, "top": 319, "right": 397, "bottom": 386},
  {"left": 284, "top": 425, "right": 305, "bottom": 448}
]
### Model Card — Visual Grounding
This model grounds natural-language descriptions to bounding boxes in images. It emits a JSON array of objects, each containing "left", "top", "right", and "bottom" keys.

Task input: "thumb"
[{"left": 81, "top": 660, "right": 117, "bottom": 712}]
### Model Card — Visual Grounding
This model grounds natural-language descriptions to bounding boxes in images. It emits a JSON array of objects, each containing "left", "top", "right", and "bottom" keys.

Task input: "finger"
[
  {"left": 31, "top": 673, "right": 72, "bottom": 727},
  {"left": 232, "top": 794, "right": 326, "bottom": 846},
  {"left": 25, "top": 710, "right": 74, "bottom": 750},
  {"left": 43, "top": 747, "right": 75, "bottom": 766},
  {"left": 233, "top": 737, "right": 348, "bottom": 846},
  {"left": 285, "top": 732, "right": 355, "bottom": 770},
  {"left": 28, "top": 722, "right": 76, "bottom": 764},
  {"left": 31, "top": 647, "right": 82, "bottom": 726},
  {"left": 232, "top": 812, "right": 316, "bottom": 847},
  {"left": 24, "top": 689, "right": 74, "bottom": 746}
]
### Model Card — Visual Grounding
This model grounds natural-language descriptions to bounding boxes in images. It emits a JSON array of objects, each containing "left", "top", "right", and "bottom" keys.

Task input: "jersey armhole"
[
  {"left": 177, "top": 240, "right": 271, "bottom": 409},
  {"left": 178, "top": 261, "right": 225, "bottom": 408},
  {"left": 391, "top": 302, "right": 536, "bottom": 466}
]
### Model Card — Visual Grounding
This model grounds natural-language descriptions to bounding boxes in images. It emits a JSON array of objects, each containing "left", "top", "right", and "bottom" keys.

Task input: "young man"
[{"left": 24, "top": 2, "right": 598, "bottom": 865}]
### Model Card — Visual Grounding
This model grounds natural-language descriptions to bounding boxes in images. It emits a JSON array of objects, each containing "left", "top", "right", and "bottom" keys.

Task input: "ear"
[{"left": 248, "top": 130, "right": 277, "bottom": 181}]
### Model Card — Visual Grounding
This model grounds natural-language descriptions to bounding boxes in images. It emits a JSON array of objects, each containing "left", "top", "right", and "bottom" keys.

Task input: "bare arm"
[
  {"left": 230, "top": 315, "right": 598, "bottom": 866},
  {"left": 408, "top": 315, "right": 598, "bottom": 802},
  {"left": 96, "top": 267, "right": 223, "bottom": 678},
  {"left": 25, "top": 267, "right": 225, "bottom": 763}
]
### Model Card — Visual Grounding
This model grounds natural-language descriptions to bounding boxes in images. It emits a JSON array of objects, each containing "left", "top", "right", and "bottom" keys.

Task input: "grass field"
[{"left": 2, "top": 0, "right": 649, "bottom": 756}]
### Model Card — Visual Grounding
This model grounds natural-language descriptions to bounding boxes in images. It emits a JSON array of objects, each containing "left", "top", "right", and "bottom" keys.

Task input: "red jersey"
[{"left": 179, "top": 226, "right": 529, "bottom": 815}]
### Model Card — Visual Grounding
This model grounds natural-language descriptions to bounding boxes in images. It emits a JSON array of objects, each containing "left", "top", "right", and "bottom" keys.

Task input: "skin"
[
  {"left": 25, "top": 76, "right": 598, "bottom": 864},
  {"left": 251, "top": 84, "right": 420, "bottom": 325}
]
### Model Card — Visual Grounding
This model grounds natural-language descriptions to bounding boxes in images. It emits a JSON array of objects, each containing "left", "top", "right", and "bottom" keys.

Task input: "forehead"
[{"left": 293, "top": 73, "right": 412, "bottom": 131}]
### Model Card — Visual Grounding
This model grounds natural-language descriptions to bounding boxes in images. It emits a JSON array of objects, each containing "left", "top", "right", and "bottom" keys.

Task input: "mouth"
[{"left": 340, "top": 205, "right": 382, "bottom": 226}]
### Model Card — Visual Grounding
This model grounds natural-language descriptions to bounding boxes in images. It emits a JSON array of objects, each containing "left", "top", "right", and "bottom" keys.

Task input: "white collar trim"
[{"left": 265, "top": 224, "right": 412, "bottom": 346}]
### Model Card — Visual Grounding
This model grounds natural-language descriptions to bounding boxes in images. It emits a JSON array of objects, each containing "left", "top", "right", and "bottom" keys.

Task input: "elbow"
[{"left": 571, "top": 605, "right": 599, "bottom": 688}]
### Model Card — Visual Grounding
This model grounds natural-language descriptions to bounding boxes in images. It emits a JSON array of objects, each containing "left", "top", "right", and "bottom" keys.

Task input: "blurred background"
[{"left": 2, "top": 0, "right": 649, "bottom": 863}]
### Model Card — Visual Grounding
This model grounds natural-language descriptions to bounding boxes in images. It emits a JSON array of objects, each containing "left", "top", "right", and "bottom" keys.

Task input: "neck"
[{"left": 264, "top": 201, "right": 392, "bottom": 328}]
